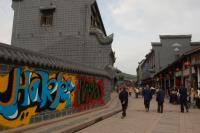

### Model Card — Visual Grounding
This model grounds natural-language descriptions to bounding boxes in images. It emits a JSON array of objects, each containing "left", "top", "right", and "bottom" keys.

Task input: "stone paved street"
[{"left": 78, "top": 95, "right": 200, "bottom": 133}]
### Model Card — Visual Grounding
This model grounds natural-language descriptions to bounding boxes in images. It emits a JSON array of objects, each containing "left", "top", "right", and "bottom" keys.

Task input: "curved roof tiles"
[{"left": 0, "top": 43, "right": 111, "bottom": 78}]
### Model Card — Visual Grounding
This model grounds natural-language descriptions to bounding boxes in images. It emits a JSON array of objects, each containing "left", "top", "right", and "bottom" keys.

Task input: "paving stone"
[{"left": 77, "top": 95, "right": 200, "bottom": 133}]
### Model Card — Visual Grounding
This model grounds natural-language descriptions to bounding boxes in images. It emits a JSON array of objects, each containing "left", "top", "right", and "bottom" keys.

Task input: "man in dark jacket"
[
  {"left": 119, "top": 87, "right": 129, "bottom": 118},
  {"left": 156, "top": 88, "right": 165, "bottom": 113},
  {"left": 179, "top": 86, "right": 189, "bottom": 113},
  {"left": 143, "top": 85, "right": 152, "bottom": 112}
]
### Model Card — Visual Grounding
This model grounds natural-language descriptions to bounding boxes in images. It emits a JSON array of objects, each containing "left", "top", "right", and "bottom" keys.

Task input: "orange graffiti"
[
  {"left": 0, "top": 106, "right": 37, "bottom": 128},
  {"left": 0, "top": 74, "right": 9, "bottom": 93}
]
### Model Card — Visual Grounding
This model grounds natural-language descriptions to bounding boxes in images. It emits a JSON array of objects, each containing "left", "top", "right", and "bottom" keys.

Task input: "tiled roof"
[
  {"left": 154, "top": 46, "right": 200, "bottom": 76},
  {"left": 184, "top": 46, "right": 200, "bottom": 56},
  {"left": 190, "top": 42, "right": 200, "bottom": 46},
  {"left": 151, "top": 42, "right": 162, "bottom": 46},
  {"left": 159, "top": 34, "right": 192, "bottom": 39},
  {"left": 0, "top": 43, "right": 111, "bottom": 78}
]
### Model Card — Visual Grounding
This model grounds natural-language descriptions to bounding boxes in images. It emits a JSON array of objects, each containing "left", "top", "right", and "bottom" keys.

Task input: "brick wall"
[
  {"left": 11, "top": 0, "right": 114, "bottom": 70},
  {"left": 0, "top": 43, "right": 112, "bottom": 129}
]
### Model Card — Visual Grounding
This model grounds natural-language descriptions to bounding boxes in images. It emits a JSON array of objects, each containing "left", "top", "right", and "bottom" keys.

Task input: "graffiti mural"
[
  {"left": 73, "top": 76, "right": 105, "bottom": 111},
  {"left": 0, "top": 65, "right": 105, "bottom": 128}
]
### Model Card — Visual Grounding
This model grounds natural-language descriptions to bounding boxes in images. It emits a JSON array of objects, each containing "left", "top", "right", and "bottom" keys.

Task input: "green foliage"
[{"left": 118, "top": 75, "right": 124, "bottom": 81}]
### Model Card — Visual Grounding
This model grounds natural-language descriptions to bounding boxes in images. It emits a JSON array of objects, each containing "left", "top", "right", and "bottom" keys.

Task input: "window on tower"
[{"left": 40, "top": 9, "right": 55, "bottom": 26}]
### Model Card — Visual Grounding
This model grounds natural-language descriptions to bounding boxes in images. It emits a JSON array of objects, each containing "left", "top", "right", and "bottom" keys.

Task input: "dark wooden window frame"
[{"left": 40, "top": 8, "right": 55, "bottom": 26}]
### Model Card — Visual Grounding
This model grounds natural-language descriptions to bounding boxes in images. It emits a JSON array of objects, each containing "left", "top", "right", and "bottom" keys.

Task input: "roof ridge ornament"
[
  {"left": 90, "top": 27, "right": 114, "bottom": 45},
  {"left": 172, "top": 43, "right": 182, "bottom": 47}
]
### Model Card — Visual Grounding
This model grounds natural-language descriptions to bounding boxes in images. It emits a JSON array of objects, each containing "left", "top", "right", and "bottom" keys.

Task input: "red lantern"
[
  {"left": 184, "top": 62, "right": 188, "bottom": 66},
  {"left": 184, "top": 61, "right": 191, "bottom": 68},
  {"left": 187, "top": 62, "right": 191, "bottom": 67}
]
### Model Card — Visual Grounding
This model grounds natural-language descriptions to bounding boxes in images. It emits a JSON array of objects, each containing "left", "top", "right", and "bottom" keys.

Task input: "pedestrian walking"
[
  {"left": 156, "top": 87, "right": 165, "bottom": 113},
  {"left": 179, "top": 86, "right": 189, "bottom": 113},
  {"left": 197, "top": 89, "right": 200, "bottom": 108},
  {"left": 143, "top": 85, "right": 152, "bottom": 112},
  {"left": 189, "top": 86, "right": 195, "bottom": 107},
  {"left": 135, "top": 87, "right": 139, "bottom": 98},
  {"left": 150, "top": 86, "right": 156, "bottom": 95},
  {"left": 119, "top": 87, "right": 128, "bottom": 118},
  {"left": 128, "top": 87, "right": 133, "bottom": 96}
]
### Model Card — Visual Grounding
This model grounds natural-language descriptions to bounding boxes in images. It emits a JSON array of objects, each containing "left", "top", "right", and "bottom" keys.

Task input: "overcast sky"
[{"left": 1, "top": 0, "right": 200, "bottom": 75}]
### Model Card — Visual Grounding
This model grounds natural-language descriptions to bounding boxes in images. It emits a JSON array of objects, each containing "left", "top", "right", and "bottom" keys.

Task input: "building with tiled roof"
[
  {"left": 11, "top": 0, "right": 115, "bottom": 71},
  {"left": 137, "top": 35, "right": 200, "bottom": 86}
]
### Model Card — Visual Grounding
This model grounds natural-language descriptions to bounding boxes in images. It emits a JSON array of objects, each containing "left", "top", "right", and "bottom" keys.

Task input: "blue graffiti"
[
  {"left": 0, "top": 68, "right": 75, "bottom": 120},
  {"left": 50, "top": 80, "right": 75, "bottom": 109},
  {"left": 0, "top": 68, "right": 20, "bottom": 120}
]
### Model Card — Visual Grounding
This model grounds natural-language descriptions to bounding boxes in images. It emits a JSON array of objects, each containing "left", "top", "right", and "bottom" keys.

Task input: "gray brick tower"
[{"left": 11, "top": 0, "right": 115, "bottom": 69}]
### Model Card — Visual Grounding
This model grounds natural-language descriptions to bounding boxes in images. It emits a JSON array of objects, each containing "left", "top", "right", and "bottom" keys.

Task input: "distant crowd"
[
  {"left": 168, "top": 86, "right": 200, "bottom": 108},
  {"left": 116, "top": 82, "right": 200, "bottom": 118}
]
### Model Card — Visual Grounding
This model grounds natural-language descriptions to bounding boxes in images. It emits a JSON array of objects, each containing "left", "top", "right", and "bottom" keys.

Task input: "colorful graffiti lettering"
[
  {"left": 73, "top": 76, "right": 105, "bottom": 111},
  {"left": 0, "top": 65, "right": 105, "bottom": 128}
]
